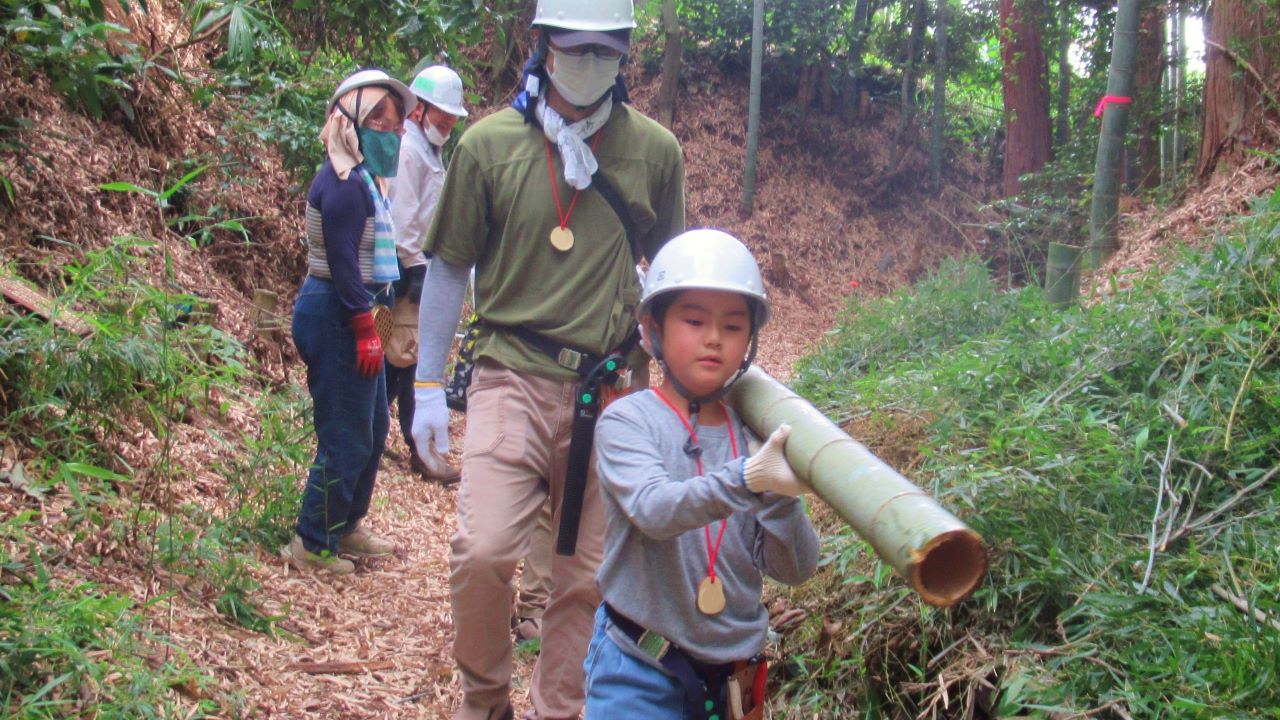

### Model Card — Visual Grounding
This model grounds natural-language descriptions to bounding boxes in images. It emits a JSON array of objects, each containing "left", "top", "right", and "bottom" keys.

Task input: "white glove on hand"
[
  {"left": 743, "top": 424, "right": 809, "bottom": 496},
  {"left": 412, "top": 386, "right": 451, "bottom": 460}
]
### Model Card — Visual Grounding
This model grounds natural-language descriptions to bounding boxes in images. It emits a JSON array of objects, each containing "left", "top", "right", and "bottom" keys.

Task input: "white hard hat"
[
  {"left": 534, "top": 0, "right": 636, "bottom": 31},
  {"left": 410, "top": 65, "right": 468, "bottom": 118},
  {"left": 329, "top": 68, "right": 418, "bottom": 116},
  {"left": 641, "top": 229, "right": 770, "bottom": 330}
]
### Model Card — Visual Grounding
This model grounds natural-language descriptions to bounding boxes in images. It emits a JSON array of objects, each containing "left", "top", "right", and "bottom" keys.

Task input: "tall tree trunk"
[
  {"left": 797, "top": 64, "right": 816, "bottom": 109},
  {"left": 902, "top": 0, "right": 929, "bottom": 109},
  {"left": 1055, "top": 1, "right": 1072, "bottom": 146},
  {"left": 1088, "top": 0, "right": 1141, "bottom": 266},
  {"left": 930, "top": 0, "right": 948, "bottom": 186},
  {"left": 740, "top": 0, "right": 765, "bottom": 216},
  {"left": 999, "top": 0, "right": 1052, "bottom": 197},
  {"left": 1173, "top": 0, "right": 1186, "bottom": 175},
  {"left": 820, "top": 59, "right": 836, "bottom": 112},
  {"left": 843, "top": 0, "right": 872, "bottom": 121},
  {"left": 655, "top": 0, "right": 682, "bottom": 130},
  {"left": 1161, "top": 2, "right": 1175, "bottom": 184},
  {"left": 1195, "top": 0, "right": 1278, "bottom": 177},
  {"left": 1133, "top": 0, "right": 1165, "bottom": 189}
]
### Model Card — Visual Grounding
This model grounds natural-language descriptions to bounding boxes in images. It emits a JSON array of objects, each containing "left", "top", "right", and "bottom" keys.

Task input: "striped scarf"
[{"left": 356, "top": 166, "right": 400, "bottom": 284}]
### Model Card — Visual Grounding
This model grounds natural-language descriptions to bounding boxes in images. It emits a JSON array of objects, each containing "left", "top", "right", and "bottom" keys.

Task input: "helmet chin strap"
[{"left": 650, "top": 330, "right": 759, "bottom": 458}]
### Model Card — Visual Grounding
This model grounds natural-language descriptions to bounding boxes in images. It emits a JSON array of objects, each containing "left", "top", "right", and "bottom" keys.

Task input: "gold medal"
[
  {"left": 549, "top": 226, "right": 575, "bottom": 251},
  {"left": 696, "top": 576, "right": 726, "bottom": 615}
]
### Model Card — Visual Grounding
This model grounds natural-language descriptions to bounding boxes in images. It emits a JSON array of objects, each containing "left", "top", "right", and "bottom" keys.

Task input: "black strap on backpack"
[{"left": 591, "top": 169, "right": 646, "bottom": 263}]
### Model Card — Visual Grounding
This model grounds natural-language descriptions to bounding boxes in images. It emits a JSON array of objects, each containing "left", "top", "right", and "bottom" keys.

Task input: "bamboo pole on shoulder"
[{"left": 728, "top": 367, "right": 987, "bottom": 608}]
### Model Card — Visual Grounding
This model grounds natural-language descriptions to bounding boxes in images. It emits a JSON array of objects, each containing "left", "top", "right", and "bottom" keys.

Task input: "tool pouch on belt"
[
  {"left": 384, "top": 300, "right": 420, "bottom": 368},
  {"left": 371, "top": 304, "right": 394, "bottom": 347},
  {"left": 725, "top": 660, "right": 768, "bottom": 720},
  {"left": 445, "top": 314, "right": 480, "bottom": 412}
]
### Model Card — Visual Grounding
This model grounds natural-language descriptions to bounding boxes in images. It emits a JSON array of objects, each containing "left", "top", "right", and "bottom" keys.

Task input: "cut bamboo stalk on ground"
[
  {"left": 286, "top": 660, "right": 396, "bottom": 674},
  {"left": 728, "top": 367, "right": 987, "bottom": 607},
  {"left": 0, "top": 271, "right": 92, "bottom": 335}
]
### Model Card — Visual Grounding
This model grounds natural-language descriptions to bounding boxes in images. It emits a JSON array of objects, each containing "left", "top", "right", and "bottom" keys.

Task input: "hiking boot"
[
  {"left": 513, "top": 616, "right": 543, "bottom": 642},
  {"left": 337, "top": 526, "right": 396, "bottom": 558},
  {"left": 413, "top": 449, "right": 462, "bottom": 486},
  {"left": 454, "top": 701, "right": 513, "bottom": 720},
  {"left": 281, "top": 535, "right": 355, "bottom": 575}
]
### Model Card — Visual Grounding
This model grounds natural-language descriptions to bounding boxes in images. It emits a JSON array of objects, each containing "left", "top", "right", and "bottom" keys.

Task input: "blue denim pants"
[
  {"left": 583, "top": 605, "right": 686, "bottom": 719},
  {"left": 291, "top": 275, "right": 390, "bottom": 554}
]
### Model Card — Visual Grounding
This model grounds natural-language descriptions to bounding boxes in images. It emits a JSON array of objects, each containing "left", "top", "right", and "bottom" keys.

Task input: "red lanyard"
[
  {"left": 543, "top": 131, "right": 604, "bottom": 232},
  {"left": 652, "top": 388, "right": 739, "bottom": 582}
]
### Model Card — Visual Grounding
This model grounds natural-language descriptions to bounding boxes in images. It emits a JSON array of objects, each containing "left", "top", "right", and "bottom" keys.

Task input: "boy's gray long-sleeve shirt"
[{"left": 594, "top": 390, "right": 820, "bottom": 665}]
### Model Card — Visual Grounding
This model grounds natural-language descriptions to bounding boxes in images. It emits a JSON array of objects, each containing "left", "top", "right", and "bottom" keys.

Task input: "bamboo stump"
[
  {"left": 252, "top": 289, "right": 282, "bottom": 340},
  {"left": 1045, "top": 242, "right": 1083, "bottom": 307}
]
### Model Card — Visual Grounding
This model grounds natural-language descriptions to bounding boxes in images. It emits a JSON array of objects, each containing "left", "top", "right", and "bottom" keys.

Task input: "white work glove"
[
  {"left": 412, "top": 386, "right": 451, "bottom": 460},
  {"left": 743, "top": 425, "right": 809, "bottom": 497}
]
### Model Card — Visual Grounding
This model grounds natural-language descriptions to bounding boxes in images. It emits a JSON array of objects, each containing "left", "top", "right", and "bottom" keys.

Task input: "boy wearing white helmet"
[
  {"left": 384, "top": 64, "right": 469, "bottom": 484},
  {"left": 409, "top": 0, "right": 685, "bottom": 717},
  {"left": 586, "top": 230, "right": 819, "bottom": 719}
]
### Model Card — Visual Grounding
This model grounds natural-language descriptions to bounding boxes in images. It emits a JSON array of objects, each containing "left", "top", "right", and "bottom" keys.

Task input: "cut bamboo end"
[
  {"left": 729, "top": 367, "right": 989, "bottom": 608},
  {"left": 911, "top": 528, "right": 988, "bottom": 608}
]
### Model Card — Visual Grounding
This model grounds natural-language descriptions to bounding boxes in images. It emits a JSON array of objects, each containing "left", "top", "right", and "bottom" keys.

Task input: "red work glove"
[{"left": 349, "top": 311, "right": 383, "bottom": 377}]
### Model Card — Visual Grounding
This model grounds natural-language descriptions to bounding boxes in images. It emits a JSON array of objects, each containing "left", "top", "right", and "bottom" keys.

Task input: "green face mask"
[{"left": 357, "top": 127, "right": 401, "bottom": 178}]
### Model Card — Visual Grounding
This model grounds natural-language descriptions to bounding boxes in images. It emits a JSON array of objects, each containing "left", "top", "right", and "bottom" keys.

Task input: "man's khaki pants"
[
  {"left": 516, "top": 501, "right": 554, "bottom": 626},
  {"left": 451, "top": 360, "right": 605, "bottom": 720}
]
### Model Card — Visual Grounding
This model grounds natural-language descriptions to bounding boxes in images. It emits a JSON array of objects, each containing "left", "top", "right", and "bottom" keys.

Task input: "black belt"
[
  {"left": 501, "top": 323, "right": 612, "bottom": 376},
  {"left": 604, "top": 604, "right": 732, "bottom": 720}
]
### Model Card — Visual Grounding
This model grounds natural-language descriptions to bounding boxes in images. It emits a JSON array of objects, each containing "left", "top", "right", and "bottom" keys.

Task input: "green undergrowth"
[
  {"left": 0, "top": 530, "right": 218, "bottom": 718},
  {"left": 782, "top": 188, "right": 1280, "bottom": 717},
  {"left": 0, "top": 239, "right": 309, "bottom": 716}
]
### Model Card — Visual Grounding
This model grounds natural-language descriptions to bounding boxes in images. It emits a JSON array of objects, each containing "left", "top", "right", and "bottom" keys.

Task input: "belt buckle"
[
  {"left": 636, "top": 629, "right": 671, "bottom": 661},
  {"left": 557, "top": 347, "right": 583, "bottom": 371}
]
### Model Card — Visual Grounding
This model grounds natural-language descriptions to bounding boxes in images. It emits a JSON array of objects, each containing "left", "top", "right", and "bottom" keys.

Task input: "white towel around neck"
[{"left": 537, "top": 94, "right": 613, "bottom": 190}]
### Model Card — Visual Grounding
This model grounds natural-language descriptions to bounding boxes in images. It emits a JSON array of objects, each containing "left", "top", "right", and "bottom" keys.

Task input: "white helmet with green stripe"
[{"left": 410, "top": 65, "right": 468, "bottom": 117}]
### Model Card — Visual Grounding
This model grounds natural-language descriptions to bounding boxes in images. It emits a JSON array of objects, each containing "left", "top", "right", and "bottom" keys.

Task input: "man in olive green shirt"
[{"left": 411, "top": 2, "right": 685, "bottom": 718}]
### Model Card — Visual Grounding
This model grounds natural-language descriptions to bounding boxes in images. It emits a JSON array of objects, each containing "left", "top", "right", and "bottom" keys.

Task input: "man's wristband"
[{"left": 414, "top": 380, "right": 443, "bottom": 389}]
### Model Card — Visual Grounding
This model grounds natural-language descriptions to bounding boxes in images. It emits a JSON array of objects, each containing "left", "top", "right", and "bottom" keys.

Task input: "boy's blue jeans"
[
  {"left": 291, "top": 276, "right": 390, "bottom": 555},
  {"left": 583, "top": 605, "right": 686, "bottom": 719}
]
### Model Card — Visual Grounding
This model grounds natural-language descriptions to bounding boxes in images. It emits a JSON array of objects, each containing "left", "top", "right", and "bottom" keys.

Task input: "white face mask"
[
  {"left": 548, "top": 48, "right": 621, "bottom": 107},
  {"left": 425, "top": 121, "right": 448, "bottom": 147}
]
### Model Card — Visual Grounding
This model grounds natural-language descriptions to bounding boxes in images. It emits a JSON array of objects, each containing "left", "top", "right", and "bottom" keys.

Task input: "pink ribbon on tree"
[{"left": 1094, "top": 95, "right": 1133, "bottom": 118}]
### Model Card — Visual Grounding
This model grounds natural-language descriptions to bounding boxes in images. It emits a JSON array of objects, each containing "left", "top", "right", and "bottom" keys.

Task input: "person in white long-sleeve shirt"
[{"left": 385, "top": 64, "right": 468, "bottom": 483}]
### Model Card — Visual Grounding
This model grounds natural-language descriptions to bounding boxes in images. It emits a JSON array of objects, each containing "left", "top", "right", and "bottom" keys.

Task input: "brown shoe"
[
  {"left": 414, "top": 449, "right": 462, "bottom": 485},
  {"left": 513, "top": 616, "right": 542, "bottom": 641},
  {"left": 281, "top": 535, "right": 355, "bottom": 575},
  {"left": 337, "top": 526, "right": 395, "bottom": 558},
  {"left": 454, "top": 701, "right": 513, "bottom": 720}
]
